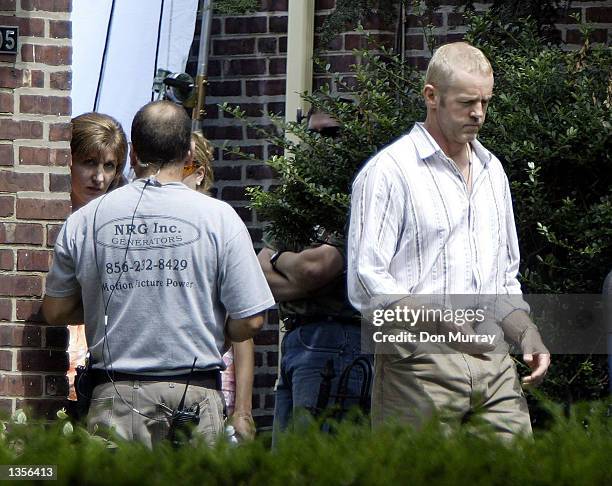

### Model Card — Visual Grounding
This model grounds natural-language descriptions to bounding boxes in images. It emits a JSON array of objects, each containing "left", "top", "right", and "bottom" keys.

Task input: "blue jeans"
[{"left": 273, "top": 321, "right": 371, "bottom": 443}]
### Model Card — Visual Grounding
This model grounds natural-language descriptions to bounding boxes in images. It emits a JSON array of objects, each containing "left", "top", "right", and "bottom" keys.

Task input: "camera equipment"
[{"left": 167, "top": 357, "right": 201, "bottom": 448}]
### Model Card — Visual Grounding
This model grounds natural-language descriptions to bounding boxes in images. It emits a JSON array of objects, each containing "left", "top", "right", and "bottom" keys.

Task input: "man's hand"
[
  {"left": 228, "top": 412, "right": 256, "bottom": 441},
  {"left": 520, "top": 328, "right": 551, "bottom": 387},
  {"left": 500, "top": 310, "right": 550, "bottom": 387}
]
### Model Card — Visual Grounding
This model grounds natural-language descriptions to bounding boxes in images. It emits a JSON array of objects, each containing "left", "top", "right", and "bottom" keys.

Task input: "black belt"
[
  {"left": 283, "top": 314, "right": 362, "bottom": 332},
  {"left": 89, "top": 369, "right": 221, "bottom": 390}
]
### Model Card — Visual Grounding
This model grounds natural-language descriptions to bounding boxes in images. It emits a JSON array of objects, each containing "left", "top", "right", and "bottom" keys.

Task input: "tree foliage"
[{"left": 232, "top": 12, "right": 611, "bottom": 401}]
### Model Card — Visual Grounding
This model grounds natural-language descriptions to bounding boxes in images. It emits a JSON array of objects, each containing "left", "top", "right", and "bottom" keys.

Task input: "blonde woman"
[
  {"left": 67, "top": 112, "right": 128, "bottom": 400},
  {"left": 182, "top": 131, "right": 256, "bottom": 441}
]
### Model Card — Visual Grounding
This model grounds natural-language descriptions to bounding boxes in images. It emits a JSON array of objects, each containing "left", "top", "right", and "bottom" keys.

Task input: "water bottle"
[{"left": 225, "top": 424, "right": 239, "bottom": 446}]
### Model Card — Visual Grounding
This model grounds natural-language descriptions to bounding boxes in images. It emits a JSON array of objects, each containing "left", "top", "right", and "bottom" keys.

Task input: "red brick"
[
  {"left": 0, "top": 400, "right": 11, "bottom": 417},
  {"left": 19, "top": 146, "right": 48, "bottom": 165},
  {"left": 0, "top": 0, "right": 16, "bottom": 11},
  {"left": 246, "top": 164, "right": 275, "bottom": 180},
  {"left": 21, "top": 0, "right": 72, "bottom": 12},
  {"left": 49, "top": 19, "right": 71, "bottom": 38},
  {"left": 0, "top": 195, "right": 14, "bottom": 217},
  {"left": 0, "top": 350, "right": 12, "bottom": 370},
  {"left": 406, "top": 13, "right": 443, "bottom": 28},
  {"left": 267, "top": 102, "right": 284, "bottom": 116},
  {"left": 202, "top": 125, "right": 243, "bottom": 141},
  {"left": 257, "top": 37, "right": 277, "bottom": 54},
  {"left": 253, "top": 372, "right": 276, "bottom": 387},
  {"left": 0, "top": 274, "right": 43, "bottom": 297},
  {"left": 225, "top": 58, "right": 267, "bottom": 76},
  {"left": 208, "top": 80, "right": 242, "bottom": 97},
  {"left": 565, "top": 28, "right": 609, "bottom": 44},
  {"left": 586, "top": 7, "right": 612, "bottom": 23},
  {"left": 260, "top": 0, "right": 287, "bottom": 11},
  {"left": 0, "top": 92, "right": 13, "bottom": 112},
  {"left": 17, "top": 249, "right": 52, "bottom": 272},
  {"left": 317, "top": 55, "right": 355, "bottom": 73},
  {"left": 46, "top": 223, "right": 62, "bottom": 247},
  {"left": 315, "top": 0, "right": 334, "bottom": 9},
  {"left": 269, "top": 15, "right": 288, "bottom": 33},
  {"left": 221, "top": 185, "right": 252, "bottom": 200},
  {"left": 33, "top": 45, "right": 71, "bottom": 66},
  {"left": 49, "top": 123, "right": 71, "bottom": 141},
  {"left": 0, "top": 325, "right": 42, "bottom": 347},
  {"left": 50, "top": 71, "right": 71, "bottom": 90},
  {"left": 45, "top": 326, "right": 68, "bottom": 349},
  {"left": 222, "top": 145, "right": 264, "bottom": 160},
  {"left": 0, "top": 170, "right": 44, "bottom": 192},
  {"left": 0, "top": 299, "right": 11, "bottom": 321},
  {"left": 49, "top": 173, "right": 70, "bottom": 192},
  {"left": 17, "top": 349, "right": 68, "bottom": 372},
  {"left": 20, "top": 95, "right": 71, "bottom": 116},
  {"left": 45, "top": 374, "right": 68, "bottom": 397},
  {"left": 213, "top": 38, "right": 255, "bottom": 56},
  {"left": 32, "top": 70, "right": 44, "bottom": 87},
  {"left": 405, "top": 35, "right": 425, "bottom": 50},
  {"left": 50, "top": 148, "right": 71, "bottom": 166},
  {"left": 15, "top": 299, "right": 44, "bottom": 322},
  {"left": 0, "top": 120, "right": 43, "bottom": 140},
  {"left": 0, "top": 15, "right": 44, "bottom": 36},
  {"left": 0, "top": 374, "right": 43, "bottom": 396},
  {"left": 0, "top": 223, "right": 44, "bottom": 245},
  {"left": 235, "top": 206, "right": 253, "bottom": 223},
  {"left": 0, "top": 144, "right": 12, "bottom": 166},
  {"left": 246, "top": 79, "right": 286, "bottom": 96},
  {"left": 269, "top": 58, "right": 286, "bottom": 75},
  {"left": 20, "top": 43, "right": 35, "bottom": 62},
  {"left": 225, "top": 17, "right": 267, "bottom": 34},
  {"left": 0, "top": 248, "right": 13, "bottom": 270},
  {"left": 253, "top": 329, "right": 278, "bottom": 346},
  {"left": 19, "top": 147, "right": 70, "bottom": 167},
  {"left": 213, "top": 166, "right": 242, "bottom": 180},
  {"left": 16, "top": 198, "right": 71, "bottom": 220}
]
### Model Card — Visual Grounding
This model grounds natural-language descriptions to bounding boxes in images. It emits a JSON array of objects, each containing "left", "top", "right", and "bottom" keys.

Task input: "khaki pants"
[
  {"left": 87, "top": 380, "right": 224, "bottom": 448},
  {"left": 372, "top": 344, "right": 532, "bottom": 440}
]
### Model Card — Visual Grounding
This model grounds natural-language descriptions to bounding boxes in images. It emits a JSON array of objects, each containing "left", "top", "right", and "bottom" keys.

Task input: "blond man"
[{"left": 347, "top": 42, "right": 550, "bottom": 439}]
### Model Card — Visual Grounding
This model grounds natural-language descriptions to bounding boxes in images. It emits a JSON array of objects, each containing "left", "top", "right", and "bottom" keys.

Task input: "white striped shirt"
[{"left": 347, "top": 123, "right": 525, "bottom": 317}]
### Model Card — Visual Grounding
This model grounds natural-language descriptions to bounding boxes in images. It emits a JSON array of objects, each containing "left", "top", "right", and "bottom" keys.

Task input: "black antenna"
[{"left": 178, "top": 357, "right": 198, "bottom": 411}]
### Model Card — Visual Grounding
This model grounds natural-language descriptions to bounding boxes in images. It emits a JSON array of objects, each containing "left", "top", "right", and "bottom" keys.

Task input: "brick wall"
[
  {"left": 0, "top": 0, "right": 72, "bottom": 419},
  {"left": 193, "top": 0, "right": 611, "bottom": 427}
]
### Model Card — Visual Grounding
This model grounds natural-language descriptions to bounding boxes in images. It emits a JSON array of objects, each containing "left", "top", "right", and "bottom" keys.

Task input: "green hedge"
[{"left": 1, "top": 402, "right": 610, "bottom": 485}]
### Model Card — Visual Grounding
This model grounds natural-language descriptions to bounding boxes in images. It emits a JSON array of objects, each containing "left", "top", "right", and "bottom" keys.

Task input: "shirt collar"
[{"left": 410, "top": 122, "right": 492, "bottom": 166}]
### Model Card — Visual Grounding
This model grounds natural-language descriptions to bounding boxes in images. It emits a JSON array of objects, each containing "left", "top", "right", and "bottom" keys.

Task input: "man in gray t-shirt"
[{"left": 43, "top": 101, "right": 274, "bottom": 447}]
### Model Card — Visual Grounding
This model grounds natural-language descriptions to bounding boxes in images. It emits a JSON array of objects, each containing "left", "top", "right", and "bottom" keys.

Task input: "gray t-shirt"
[{"left": 45, "top": 180, "right": 274, "bottom": 374}]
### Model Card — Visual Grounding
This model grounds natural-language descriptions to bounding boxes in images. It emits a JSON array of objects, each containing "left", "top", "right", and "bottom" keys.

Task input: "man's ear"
[
  {"left": 129, "top": 144, "right": 138, "bottom": 168},
  {"left": 423, "top": 83, "right": 439, "bottom": 109}
]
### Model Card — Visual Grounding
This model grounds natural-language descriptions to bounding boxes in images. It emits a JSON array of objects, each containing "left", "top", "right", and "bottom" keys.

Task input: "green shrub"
[{"left": 1, "top": 402, "right": 611, "bottom": 485}]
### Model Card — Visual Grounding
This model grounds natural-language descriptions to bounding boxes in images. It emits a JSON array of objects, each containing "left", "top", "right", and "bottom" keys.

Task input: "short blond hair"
[
  {"left": 191, "top": 131, "right": 214, "bottom": 193},
  {"left": 425, "top": 42, "right": 493, "bottom": 92}
]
